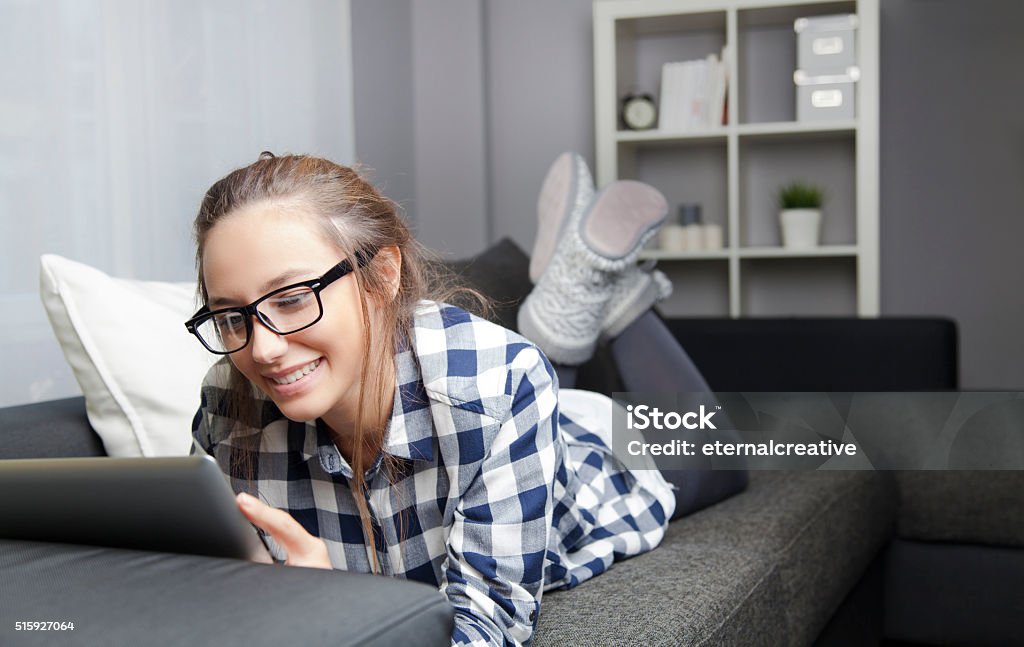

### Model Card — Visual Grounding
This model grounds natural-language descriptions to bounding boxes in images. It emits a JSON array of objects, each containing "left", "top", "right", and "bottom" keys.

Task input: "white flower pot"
[{"left": 780, "top": 208, "right": 821, "bottom": 248}]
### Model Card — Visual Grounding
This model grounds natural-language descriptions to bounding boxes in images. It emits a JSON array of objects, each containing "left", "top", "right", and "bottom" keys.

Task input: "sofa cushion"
[
  {"left": 885, "top": 539, "right": 1024, "bottom": 646},
  {"left": 0, "top": 397, "right": 103, "bottom": 459},
  {"left": 444, "top": 237, "right": 534, "bottom": 334},
  {"left": 534, "top": 470, "right": 896, "bottom": 646},
  {"left": 39, "top": 254, "right": 218, "bottom": 457},
  {"left": 0, "top": 538, "right": 453, "bottom": 647},
  {"left": 895, "top": 471, "right": 1024, "bottom": 547}
]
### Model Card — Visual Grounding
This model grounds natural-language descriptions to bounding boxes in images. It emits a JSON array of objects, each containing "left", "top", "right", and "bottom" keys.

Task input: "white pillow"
[{"left": 39, "top": 254, "right": 220, "bottom": 457}]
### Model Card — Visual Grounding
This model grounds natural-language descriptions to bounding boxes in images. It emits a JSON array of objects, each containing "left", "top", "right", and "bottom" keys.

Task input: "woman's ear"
[{"left": 376, "top": 245, "right": 402, "bottom": 301}]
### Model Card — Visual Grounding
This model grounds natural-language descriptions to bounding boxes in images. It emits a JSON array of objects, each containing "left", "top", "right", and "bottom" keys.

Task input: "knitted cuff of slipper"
[
  {"left": 518, "top": 295, "right": 601, "bottom": 366},
  {"left": 600, "top": 268, "right": 673, "bottom": 341},
  {"left": 517, "top": 241, "right": 619, "bottom": 365},
  {"left": 651, "top": 269, "right": 673, "bottom": 299}
]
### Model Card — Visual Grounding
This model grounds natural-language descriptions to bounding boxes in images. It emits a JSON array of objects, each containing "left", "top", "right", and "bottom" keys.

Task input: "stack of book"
[{"left": 658, "top": 48, "right": 729, "bottom": 132}]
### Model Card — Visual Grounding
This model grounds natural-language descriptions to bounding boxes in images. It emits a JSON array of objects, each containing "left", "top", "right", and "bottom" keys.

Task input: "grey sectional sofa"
[
  {"left": 2, "top": 240, "right": 1022, "bottom": 646},
  {"left": 4, "top": 401, "right": 1021, "bottom": 646}
]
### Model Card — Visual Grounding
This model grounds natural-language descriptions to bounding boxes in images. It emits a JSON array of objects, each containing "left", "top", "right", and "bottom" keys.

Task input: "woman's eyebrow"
[{"left": 208, "top": 268, "right": 314, "bottom": 307}]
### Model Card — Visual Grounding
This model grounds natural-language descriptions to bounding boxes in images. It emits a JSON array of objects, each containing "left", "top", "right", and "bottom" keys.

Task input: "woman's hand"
[{"left": 236, "top": 492, "right": 333, "bottom": 569}]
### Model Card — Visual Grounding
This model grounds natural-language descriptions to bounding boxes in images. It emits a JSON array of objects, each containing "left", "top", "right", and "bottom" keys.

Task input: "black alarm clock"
[{"left": 621, "top": 93, "right": 657, "bottom": 130}]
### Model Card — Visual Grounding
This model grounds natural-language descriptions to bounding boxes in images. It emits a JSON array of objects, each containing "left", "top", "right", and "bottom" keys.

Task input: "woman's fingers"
[
  {"left": 236, "top": 492, "right": 333, "bottom": 569},
  {"left": 237, "top": 492, "right": 307, "bottom": 548}
]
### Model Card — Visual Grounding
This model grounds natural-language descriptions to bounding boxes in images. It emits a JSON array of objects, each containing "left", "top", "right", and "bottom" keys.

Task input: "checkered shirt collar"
[
  {"left": 295, "top": 332, "right": 434, "bottom": 466},
  {"left": 380, "top": 342, "right": 435, "bottom": 462}
]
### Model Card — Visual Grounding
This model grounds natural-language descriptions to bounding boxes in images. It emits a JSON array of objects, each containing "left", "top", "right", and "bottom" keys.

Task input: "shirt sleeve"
[
  {"left": 190, "top": 387, "right": 215, "bottom": 457},
  {"left": 189, "top": 435, "right": 207, "bottom": 456},
  {"left": 440, "top": 346, "right": 561, "bottom": 647}
]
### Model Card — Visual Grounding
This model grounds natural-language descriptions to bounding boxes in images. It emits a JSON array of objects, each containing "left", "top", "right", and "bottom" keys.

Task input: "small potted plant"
[{"left": 778, "top": 181, "right": 824, "bottom": 248}]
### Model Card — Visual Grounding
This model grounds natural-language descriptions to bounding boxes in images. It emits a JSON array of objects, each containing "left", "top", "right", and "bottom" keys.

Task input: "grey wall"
[
  {"left": 411, "top": 0, "right": 489, "bottom": 254},
  {"left": 352, "top": 0, "right": 489, "bottom": 256},
  {"left": 350, "top": 0, "right": 415, "bottom": 220},
  {"left": 351, "top": 0, "right": 593, "bottom": 256},
  {"left": 483, "top": 0, "right": 596, "bottom": 247},
  {"left": 878, "top": 0, "right": 1024, "bottom": 389},
  {"left": 351, "top": 0, "right": 1024, "bottom": 390}
]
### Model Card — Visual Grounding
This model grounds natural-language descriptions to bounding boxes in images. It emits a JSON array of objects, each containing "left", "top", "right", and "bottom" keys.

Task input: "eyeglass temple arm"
[
  {"left": 185, "top": 306, "right": 210, "bottom": 331},
  {"left": 318, "top": 247, "right": 379, "bottom": 285}
]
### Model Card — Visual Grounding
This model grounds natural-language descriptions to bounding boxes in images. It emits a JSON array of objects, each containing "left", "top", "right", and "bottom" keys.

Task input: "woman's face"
[{"left": 201, "top": 202, "right": 369, "bottom": 430}]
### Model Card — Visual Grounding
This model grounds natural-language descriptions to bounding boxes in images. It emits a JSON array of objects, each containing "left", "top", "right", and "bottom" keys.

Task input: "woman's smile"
[{"left": 263, "top": 357, "right": 325, "bottom": 396}]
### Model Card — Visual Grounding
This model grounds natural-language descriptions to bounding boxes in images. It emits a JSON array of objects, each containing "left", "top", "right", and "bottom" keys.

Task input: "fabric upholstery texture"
[
  {"left": 895, "top": 471, "right": 1024, "bottom": 547},
  {"left": 535, "top": 470, "right": 897, "bottom": 646}
]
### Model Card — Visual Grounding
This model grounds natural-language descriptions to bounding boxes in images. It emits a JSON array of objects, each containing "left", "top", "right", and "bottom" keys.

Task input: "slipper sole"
[
  {"left": 581, "top": 180, "right": 668, "bottom": 259},
  {"left": 530, "top": 153, "right": 576, "bottom": 283}
]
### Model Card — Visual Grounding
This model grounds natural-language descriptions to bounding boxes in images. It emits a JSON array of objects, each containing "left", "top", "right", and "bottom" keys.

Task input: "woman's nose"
[{"left": 249, "top": 319, "right": 288, "bottom": 364}]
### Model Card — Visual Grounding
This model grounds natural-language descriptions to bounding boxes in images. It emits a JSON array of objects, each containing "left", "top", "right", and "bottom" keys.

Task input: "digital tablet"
[{"left": 0, "top": 455, "right": 272, "bottom": 562}]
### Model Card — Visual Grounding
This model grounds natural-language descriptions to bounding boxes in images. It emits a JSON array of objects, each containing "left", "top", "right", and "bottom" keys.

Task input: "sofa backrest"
[
  {"left": 0, "top": 397, "right": 104, "bottom": 459},
  {"left": 665, "top": 317, "right": 958, "bottom": 392}
]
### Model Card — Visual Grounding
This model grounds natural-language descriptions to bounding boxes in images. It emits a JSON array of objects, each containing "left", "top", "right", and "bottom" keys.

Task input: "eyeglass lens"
[{"left": 195, "top": 287, "right": 321, "bottom": 353}]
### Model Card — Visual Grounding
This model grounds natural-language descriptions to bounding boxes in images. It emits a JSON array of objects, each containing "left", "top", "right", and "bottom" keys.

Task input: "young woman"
[{"left": 186, "top": 152, "right": 685, "bottom": 646}]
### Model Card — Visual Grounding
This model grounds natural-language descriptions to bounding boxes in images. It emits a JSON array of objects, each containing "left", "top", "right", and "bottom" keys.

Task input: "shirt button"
[{"left": 319, "top": 447, "right": 339, "bottom": 472}]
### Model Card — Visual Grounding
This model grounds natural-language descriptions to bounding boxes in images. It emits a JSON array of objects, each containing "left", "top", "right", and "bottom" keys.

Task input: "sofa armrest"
[{"left": 0, "top": 538, "right": 453, "bottom": 646}]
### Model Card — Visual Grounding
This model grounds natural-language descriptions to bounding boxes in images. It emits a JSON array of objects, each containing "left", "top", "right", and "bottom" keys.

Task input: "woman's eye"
[
  {"left": 272, "top": 290, "right": 314, "bottom": 310},
  {"left": 216, "top": 313, "right": 245, "bottom": 332}
]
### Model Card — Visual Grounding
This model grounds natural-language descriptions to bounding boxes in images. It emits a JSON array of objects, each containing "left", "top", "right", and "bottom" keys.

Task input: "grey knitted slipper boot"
[
  {"left": 600, "top": 266, "right": 673, "bottom": 342},
  {"left": 518, "top": 180, "right": 668, "bottom": 365},
  {"left": 530, "top": 152, "right": 594, "bottom": 283}
]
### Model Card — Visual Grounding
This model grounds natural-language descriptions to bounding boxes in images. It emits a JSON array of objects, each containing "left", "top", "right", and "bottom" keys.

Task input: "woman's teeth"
[{"left": 270, "top": 359, "right": 321, "bottom": 385}]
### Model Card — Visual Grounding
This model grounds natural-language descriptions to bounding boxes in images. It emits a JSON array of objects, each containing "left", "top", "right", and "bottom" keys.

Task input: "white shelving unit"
[{"left": 593, "top": 0, "right": 879, "bottom": 317}]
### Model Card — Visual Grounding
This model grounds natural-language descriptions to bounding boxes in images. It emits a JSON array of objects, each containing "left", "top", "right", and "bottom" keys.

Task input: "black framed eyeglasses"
[{"left": 185, "top": 249, "right": 377, "bottom": 355}]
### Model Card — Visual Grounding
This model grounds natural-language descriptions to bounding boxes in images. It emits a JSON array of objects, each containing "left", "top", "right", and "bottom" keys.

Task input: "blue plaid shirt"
[{"left": 192, "top": 301, "right": 671, "bottom": 646}]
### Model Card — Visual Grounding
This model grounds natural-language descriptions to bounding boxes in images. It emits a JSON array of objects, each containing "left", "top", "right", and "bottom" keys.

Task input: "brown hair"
[{"left": 193, "top": 153, "right": 485, "bottom": 571}]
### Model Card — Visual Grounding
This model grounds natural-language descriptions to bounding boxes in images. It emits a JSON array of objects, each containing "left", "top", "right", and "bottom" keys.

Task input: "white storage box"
[
  {"left": 794, "top": 68, "right": 859, "bottom": 122},
  {"left": 795, "top": 14, "right": 858, "bottom": 74}
]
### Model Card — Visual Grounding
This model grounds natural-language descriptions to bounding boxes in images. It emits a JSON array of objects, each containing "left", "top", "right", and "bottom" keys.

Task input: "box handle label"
[
  {"left": 812, "top": 36, "right": 844, "bottom": 56},
  {"left": 811, "top": 89, "right": 843, "bottom": 108}
]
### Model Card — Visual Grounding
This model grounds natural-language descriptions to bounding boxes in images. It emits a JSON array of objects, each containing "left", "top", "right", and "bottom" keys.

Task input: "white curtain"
[{"left": 0, "top": 0, "right": 355, "bottom": 407}]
